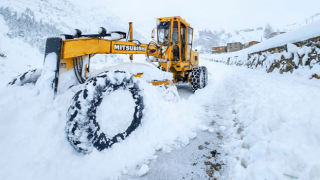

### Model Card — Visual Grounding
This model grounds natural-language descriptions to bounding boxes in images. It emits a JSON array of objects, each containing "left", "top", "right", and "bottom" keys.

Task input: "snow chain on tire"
[
  {"left": 7, "top": 69, "right": 42, "bottom": 86},
  {"left": 190, "top": 67, "right": 203, "bottom": 92},
  {"left": 201, "top": 66, "right": 208, "bottom": 88},
  {"left": 65, "top": 71, "right": 144, "bottom": 153}
]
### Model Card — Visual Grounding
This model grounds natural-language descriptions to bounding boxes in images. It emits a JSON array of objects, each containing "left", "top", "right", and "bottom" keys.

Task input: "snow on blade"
[{"left": 89, "top": 62, "right": 173, "bottom": 82}]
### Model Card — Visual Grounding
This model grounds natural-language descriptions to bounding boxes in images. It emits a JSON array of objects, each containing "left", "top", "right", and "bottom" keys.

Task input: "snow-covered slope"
[
  {"left": 0, "top": 0, "right": 146, "bottom": 53},
  {"left": 0, "top": 0, "right": 132, "bottom": 33},
  {"left": 194, "top": 28, "right": 265, "bottom": 53},
  {"left": 284, "top": 12, "right": 320, "bottom": 31},
  {"left": 0, "top": 15, "right": 43, "bottom": 86}
]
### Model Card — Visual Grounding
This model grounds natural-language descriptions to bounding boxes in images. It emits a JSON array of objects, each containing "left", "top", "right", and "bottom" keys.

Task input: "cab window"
[
  {"left": 172, "top": 21, "right": 178, "bottom": 43},
  {"left": 180, "top": 23, "right": 186, "bottom": 61},
  {"left": 157, "top": 21, "right": 170, "bottom": 45},
  {"left": 187, "top": 27, "right": 193, "bottom": 61}
]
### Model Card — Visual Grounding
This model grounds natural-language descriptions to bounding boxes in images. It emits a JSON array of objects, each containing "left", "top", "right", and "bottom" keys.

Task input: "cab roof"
[{"left": 157, "top": 16, "right": 191, "bottom": 27}]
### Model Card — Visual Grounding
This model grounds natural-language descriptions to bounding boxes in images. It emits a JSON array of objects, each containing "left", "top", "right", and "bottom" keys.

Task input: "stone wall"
[{"left": 210, "top": 37, "right": 320, "bottom": 79}]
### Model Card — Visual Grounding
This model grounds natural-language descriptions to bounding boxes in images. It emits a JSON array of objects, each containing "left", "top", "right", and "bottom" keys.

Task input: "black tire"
[
  {"left": 190, "top": 67, "right": 203, "bottom": 92},
  {"left": 7, "top": 69, "right": 42, "bottom": 86},
  {"left": 201, "top": 66, "right": 208, "bottom": 88},
  {"left": 65, "top": 71, "right": 144, "bottom": 154}
]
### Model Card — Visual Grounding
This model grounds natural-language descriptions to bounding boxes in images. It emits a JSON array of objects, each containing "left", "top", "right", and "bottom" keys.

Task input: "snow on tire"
[
  {"left": 7, "top": 69, "right": 42, "bottom": 86},
  {"left": 201, "top": 66, "right": 208, "bottom": 88},
  {"left": 65, "top": 71, "right": 144, "bottom": 153},
  {"left": 190, "top": 67, "right": 203, "bottom": 92}
]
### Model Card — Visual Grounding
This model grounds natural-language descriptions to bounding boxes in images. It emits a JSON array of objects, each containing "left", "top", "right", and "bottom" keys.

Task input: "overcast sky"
[{"left": 75, "top": 0, "right": 320, "bottom": 31}]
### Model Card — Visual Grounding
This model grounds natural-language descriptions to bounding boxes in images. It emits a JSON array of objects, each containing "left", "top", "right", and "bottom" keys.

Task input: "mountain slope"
[{"left": 0, "top": 0, "right": 146, "bottom": 52}]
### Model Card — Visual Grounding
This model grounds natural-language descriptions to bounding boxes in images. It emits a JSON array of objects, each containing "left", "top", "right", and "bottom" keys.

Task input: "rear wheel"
[
  {"left": 201, "top": 66, "right": 208, "bottom": 88},
  {"left": 65, "top": 71, "right": 144, "bottom": 153}
]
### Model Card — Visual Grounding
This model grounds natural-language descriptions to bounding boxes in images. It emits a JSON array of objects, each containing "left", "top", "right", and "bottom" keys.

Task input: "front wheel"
[
  {"left": 190, "top": 67, "right": 203, "bottom": 92},
  {"left": 65, "top": 71, "right": 144, "bottom": 153},
  {"left": 190, "top": 66, "right": 208, "bottom": 92}
]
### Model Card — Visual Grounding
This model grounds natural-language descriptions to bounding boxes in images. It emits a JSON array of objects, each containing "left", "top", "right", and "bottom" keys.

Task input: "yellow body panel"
[
  {"left": 61, "top": 39, "right": 158, "bottom": 59},
  {"left": 157, "top": 16, "right": 190, "bottom": 27},
  {"left": 62, "top": 38, "right": 110, "bottom": 59}
]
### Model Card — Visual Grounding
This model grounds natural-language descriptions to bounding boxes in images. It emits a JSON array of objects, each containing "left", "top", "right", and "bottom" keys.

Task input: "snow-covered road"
[
  {"left": 202, "top": 60, "right": 320, "bottom": 180},
  {"left": 1, "top": 59, "right": 320, "bottom": 180},
  {"left": 123, "top": 59, "right": 320, "bottom": 179}
]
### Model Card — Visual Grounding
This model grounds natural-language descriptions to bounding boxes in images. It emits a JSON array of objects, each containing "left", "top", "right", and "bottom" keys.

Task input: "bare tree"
[{"left": 264, "top": 23, "right": 274, "bottom": 39}]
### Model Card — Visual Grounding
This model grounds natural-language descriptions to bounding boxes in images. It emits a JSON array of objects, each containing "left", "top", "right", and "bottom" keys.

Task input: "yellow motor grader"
[
  {"left": 45, "top": 16, "right": 207, "bottom": 93},
  {"left": 8, "top": 16, "right": 208, "bottom": 153}
]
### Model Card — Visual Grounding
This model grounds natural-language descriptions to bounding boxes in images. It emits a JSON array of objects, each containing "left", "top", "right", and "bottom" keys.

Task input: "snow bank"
[
  {"left": 35, "top": 53, "right": 56, "bottom": 103},
  {"left": 202, "top": 19, "right": 320, "bottom": 72},
  {"left": 0, "top": 59, "right": 200, "bottom": 180},
  {"left": 202, "top": 26, "right": 320, "bottom": 79},
  {"left": 243, "top": 19, "right": 320, "bottom": 54},
  {"left": 200, "top": 60, "right": 320, "bottom": 180}
]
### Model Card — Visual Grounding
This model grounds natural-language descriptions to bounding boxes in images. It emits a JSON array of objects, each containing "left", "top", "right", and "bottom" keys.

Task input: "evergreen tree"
[{"left": 0, "top": 7, "right": 63, "bottom": 52}]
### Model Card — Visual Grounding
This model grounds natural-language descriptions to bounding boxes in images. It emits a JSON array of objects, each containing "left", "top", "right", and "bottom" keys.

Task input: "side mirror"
[{"left": 151, "top": 28, "right": 155, "bottom": 39}]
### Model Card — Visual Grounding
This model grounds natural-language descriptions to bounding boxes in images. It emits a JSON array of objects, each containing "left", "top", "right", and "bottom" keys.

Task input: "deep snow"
[
  {"left": 199, "top": 60, "right": 320, "bottom": 180},
  {"left": 1, "top": 56, "right": 320, "bottom": 179},
  {"left": 1, "top": 3, "right": 320, "bottom": 179},
  {"left": 132, "top": 60, "right": 320, "bottom": 180}
]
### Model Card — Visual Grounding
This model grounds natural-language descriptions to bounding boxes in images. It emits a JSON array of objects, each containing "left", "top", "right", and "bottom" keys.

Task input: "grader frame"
[{"left": 44, "top": 16, "right": 201, "bottom": 93}]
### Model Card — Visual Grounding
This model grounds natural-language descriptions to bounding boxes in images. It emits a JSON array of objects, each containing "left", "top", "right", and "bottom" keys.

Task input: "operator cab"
[{"left": 156, "top": 16, "right": 194, "bottom": 63}]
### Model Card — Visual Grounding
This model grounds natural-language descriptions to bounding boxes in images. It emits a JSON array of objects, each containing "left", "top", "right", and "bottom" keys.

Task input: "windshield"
[{"left": 157, "top": 21, "right": 170, "bottom": 45}]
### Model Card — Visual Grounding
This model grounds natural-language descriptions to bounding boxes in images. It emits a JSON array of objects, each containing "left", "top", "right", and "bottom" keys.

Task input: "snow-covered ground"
[
  {"left": 199, "top": 60, "right": 320, "bottom": 180},
  {"left": 1, "top": 52, "right": 320, "bottom": 179},
  {"left": 128, "top": 59, "right": 320, "bottom": 180},
  {"left": 1, "top": 1, "right": 320, "bottom": 179}
]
